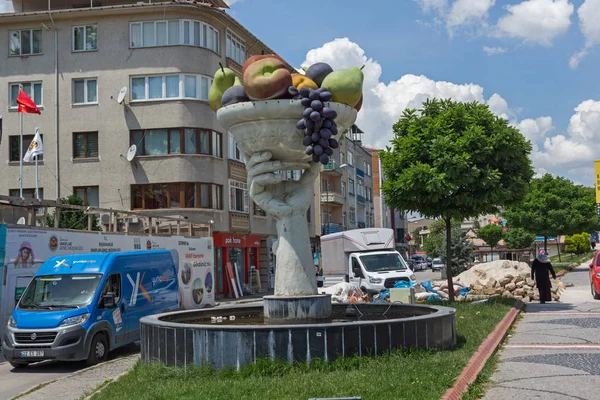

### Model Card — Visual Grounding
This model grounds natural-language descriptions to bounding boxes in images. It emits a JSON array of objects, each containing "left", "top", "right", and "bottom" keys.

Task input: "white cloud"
[
  {"left": 515, "top": 117, "right": 554, "bottom": 141},
  {"left": 495, "top": 0, "right": 574, "bottom": 46},
  {"left": 487, "top": 93, "right": 510, "bottom": 120},
  {"left": 303, "top": 38, "right": 514, "bottom": 149},
  {"left": 415, "top": 0, "right": 495, "bottom": 32},
  {"left": 483, "top": 46, "right": 508, "bottom": 55},
  {"left": 570, "top": 0, "right": 600, "bottom": 68},
  {"left": 224, "top": 0, "right": 239, "bottom": 6},
  {"left": 567, "top": 99, "right": 600, "bottom": 141},
  {"left": 447, "top": 0, "right": 495, "bottom": 28}
]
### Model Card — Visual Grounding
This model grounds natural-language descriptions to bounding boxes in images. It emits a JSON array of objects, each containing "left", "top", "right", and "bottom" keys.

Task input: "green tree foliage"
[
  {"left": 439, "top": 222, "right": 476, "bottom": 276},
  {"left": 564, "top": 233, "right": 590, "bottom": 255},
  {"left": 504, "top": 174, "right": 600, "bottom": 251},
  {"left": 422, "top": 219, "right": 474, "bottom": 273},
  {"left": 504, "top": 228, "right": 535, "bottom": 249},
  {"left": 477, "top": 224, "right": 504, "bottom": 257},
  {"left": 45, "top": 195, "right": 100, "bottom": 231},
  {"left": 381, "top": 99, "right": 533, "bottom": 300}
]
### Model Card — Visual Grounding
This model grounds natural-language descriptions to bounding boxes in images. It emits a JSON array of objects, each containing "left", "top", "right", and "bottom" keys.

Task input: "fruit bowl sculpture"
[{"left": 212, "top": 56, "right": 361, "bottom": 304}]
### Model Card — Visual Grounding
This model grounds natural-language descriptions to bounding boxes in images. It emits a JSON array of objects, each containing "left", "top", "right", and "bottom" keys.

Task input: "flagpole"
[
  {"left": 35, "top": 155, "right": 39, "bottom": 200},
  {"left": 19, "top": 110, "right": 23, "bottom": 199}
]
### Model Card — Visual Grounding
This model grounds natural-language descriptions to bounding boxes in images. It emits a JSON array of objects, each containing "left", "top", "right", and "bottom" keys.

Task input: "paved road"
[
  {"left": 484, "top": 260, "right": 600, "bottom": 400},
  {"left": 0, "top": 344, "right": 139, "bottom": 400}
]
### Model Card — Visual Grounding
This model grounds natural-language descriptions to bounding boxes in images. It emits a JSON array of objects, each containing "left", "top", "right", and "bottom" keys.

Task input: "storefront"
[{"left": 213, "top": 233, "right": 261, "bottom": 297}]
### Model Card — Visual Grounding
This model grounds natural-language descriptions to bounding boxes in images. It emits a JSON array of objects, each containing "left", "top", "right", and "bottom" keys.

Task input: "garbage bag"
[
  {"left": 379, "top": 289, "right": 390, "bottom": 299},
  {"left": 393, "top": 280, "right": 415, "bottom": 289},
  {"left": 459, "top": 287, "right": 471, "bottom": 297}
]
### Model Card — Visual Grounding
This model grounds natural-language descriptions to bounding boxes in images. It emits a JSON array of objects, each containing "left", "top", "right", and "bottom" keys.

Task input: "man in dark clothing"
[{"left": 531, "top": 249, "right": 556, "bottom": 304}]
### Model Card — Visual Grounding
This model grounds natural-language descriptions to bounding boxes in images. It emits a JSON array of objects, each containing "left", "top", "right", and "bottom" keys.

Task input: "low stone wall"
[{"left": 140, "top": 303, "right": 457, "bottom": 369}]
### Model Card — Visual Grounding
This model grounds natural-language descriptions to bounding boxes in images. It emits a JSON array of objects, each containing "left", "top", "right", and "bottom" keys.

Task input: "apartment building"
[
  {"left": 319, "top": 125, "right": 375, "bottom": 235},
  {"left": 0, "top": 0, "right": 316, "bottom": 296}
]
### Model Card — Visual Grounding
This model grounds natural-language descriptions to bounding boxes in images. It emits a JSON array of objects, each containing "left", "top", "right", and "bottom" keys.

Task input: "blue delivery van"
[{"left": 2, "top": 250, "right": 178, "bottom": 368}]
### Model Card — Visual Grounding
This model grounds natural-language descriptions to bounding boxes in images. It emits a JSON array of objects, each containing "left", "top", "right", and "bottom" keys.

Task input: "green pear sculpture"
[
  {"left": 320, "top": 65, "right": 365, "bottom": 107},
  {"left": 209, "top": 62, "right": 236, "bottom": 111}
]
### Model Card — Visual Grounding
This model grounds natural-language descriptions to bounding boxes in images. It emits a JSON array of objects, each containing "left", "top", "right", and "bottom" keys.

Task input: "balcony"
[
  {"left": 322, "top": 160, "right": 345, "bottom": 174},
  {"left": 357, "top": 195, "right": 365, "bottom": 205},
  {"left": 321, "top": 191, "right": 345, "bottom": 205},
  {"left": 13, "top": 0, "right": 229, "bottom": 13},
  {"left": 321, "top": 223, "right": 345, "bottom": 235}
]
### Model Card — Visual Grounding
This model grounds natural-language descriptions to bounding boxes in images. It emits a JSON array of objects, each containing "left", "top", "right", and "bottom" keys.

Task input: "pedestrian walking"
[{"left": 531, "top": 249, "right": 556, "bottom": 304}]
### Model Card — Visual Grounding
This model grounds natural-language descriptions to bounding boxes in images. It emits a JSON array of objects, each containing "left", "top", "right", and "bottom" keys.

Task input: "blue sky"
[{"left": 227, "top": 0, "right": 600, "bottom": 185}]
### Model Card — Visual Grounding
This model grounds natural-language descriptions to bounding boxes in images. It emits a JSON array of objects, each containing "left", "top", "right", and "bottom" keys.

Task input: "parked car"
[
  {"left": 427, "top": 257, "right": 433, "bottom": 269},
  {"left": 431, "top": 258, "right": 445, "bottom": 272},
  {"left": 589, "top": 251, "right": 600, "bottom": 299},
  {"left": 410, "top": 254, "right": 428, "bottom": 271}
]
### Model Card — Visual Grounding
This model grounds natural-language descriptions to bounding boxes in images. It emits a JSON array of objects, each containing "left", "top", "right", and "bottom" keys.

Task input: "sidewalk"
[{"left": 484, "top": 260, "right": 600, "bottom": 400}]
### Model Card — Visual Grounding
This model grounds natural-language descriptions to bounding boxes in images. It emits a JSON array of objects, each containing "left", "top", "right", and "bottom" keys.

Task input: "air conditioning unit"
[
  {"left": 130, "top": 217, "right": 139, "bottom": 224},
  {"left": 99, "top": 213, "right": 112, "bottom": 225}
]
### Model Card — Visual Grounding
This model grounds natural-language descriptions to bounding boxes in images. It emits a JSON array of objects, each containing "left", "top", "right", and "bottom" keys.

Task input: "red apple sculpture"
[
  {"left": 243, "top": 57, "right": 293, "bottom": 100},
  {"left": 242, "top": 54, "right": 287, "bottom": 77}
]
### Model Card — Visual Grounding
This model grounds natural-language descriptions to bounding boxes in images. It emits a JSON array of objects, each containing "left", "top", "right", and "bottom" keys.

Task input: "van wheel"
[
  {"left": 86, "top": 333, "right": 108, "bottom": 367},
  {"left": 9, "top": 361, "right": 28, "bottom": 369}
]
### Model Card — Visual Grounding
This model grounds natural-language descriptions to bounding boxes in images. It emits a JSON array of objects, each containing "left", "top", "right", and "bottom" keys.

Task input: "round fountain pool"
[{"left": 140, "top": 303, "right": 456, "bottom": 369}]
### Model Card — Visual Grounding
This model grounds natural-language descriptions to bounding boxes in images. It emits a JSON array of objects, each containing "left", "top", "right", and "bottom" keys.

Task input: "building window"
[
  {"left": 72, "top": 78, "right": 98, "bottom": 105},
  {"left": 349, "top": 207, "right": 356, "bottom": 223},
  {"left": 73, "top": 25, "right": 97, "bottom": 51},
  {"left": 74, "top": 186, "right": 99, "bottom": 207},
  {"left": 229, "top": 180, "right": 249, "bottom": 213},
  {"left": 131, "top": 182, "right": 222, "bottom": 210},
  {"left": 9, "top": 135, "right": 43, "bottom": 162},
  {"left": 9, "top": 188, "right": 43, "bottom": 199},
  {"left": 341, "top": 181, "right": 346, "bottom": 197},
  {"left": 367, "top": 163, "right": 371, "bottom": 176},
  {"left": 228, "top": 133, "right": 244, "bottom": 162},
  {"left": 340, "top": 153, "right": 345, "bottom": 167},
  {"left": 130, "top": 74, "right": 212, "bottom": 102},
  {"left": 130, "top": 19, "right": 219, "bottom": 53},
  {"left": 9, "top": 29, "right": 42, "bottom": 56},
  {"left": 73, "top": 132, "right": 99, "bottom": 159},
  {"left": 348, "top": 178, "right": 355, "bottom": 195},
  {"left": 226, "top": 31, "right": 246, "bottom": 65},
  {"left": 348, "top": 151, "right": 354, "bottom": 166},
  {"left": 254, "top": 202, "right": 266, "bottom": 217},
  {"left": 9, "top": 82, "right": 42, "bottom": 108},
  {"left": 130, "top": 128, "right": 222, "bottom": 157}
]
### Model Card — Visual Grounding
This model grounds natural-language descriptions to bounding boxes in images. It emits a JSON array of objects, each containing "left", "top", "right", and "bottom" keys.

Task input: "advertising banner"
[{"left": 0, "top": 227, "right": 214, "bottom": 335}]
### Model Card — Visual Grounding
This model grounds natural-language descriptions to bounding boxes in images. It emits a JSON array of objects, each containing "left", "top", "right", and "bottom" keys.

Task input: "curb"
[{"left": 442, "top": 300, "right": 524, "bottom": 400}]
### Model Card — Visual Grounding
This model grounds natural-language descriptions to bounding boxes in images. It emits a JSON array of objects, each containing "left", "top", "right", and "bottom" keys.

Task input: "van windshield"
[
  {"left": 359, "top": 253, "right": 408, "bottom": 272},
  {"left": 18, "top": 274, "right": 103, "bottom": 310}
]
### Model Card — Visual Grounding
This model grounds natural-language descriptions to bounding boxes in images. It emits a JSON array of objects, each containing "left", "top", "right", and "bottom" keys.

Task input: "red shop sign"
[{"left": 213, "top": 233, "right": 261, "bottom": 248}]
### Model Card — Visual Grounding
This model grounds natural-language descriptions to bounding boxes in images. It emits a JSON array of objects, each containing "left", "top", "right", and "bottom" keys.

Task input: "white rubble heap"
[{"left": 426, "top": 260, "right": 565, "bottom": 303}]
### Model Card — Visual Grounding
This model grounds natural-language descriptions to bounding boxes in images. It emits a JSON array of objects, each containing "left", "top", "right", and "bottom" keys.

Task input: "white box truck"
[{"left": 320, "top": 228, "right": 415, "bottom": 294}]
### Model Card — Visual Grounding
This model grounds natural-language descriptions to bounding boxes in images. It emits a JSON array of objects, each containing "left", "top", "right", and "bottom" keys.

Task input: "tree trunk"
[
  {"left": 544, "top": 236, "right": 548, "bottom": 253},
  {"left": 556, "top": 239, "right": 561, "bottom": 262},
  {"left": 445, "top": 217, "right": 455, "bottom": 302},
  {"left": 490, "top": 246, "right": 494, "bottom": 261}
]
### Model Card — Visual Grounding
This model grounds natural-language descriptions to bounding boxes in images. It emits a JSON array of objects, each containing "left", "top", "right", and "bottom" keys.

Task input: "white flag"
[{"left": 23, "top": 128, "right": 43, "bottom": 162}]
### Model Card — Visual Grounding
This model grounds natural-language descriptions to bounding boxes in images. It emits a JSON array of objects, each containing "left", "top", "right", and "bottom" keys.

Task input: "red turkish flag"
[{"left": 16, "top": 89, "right": 41, "bottom": 114}]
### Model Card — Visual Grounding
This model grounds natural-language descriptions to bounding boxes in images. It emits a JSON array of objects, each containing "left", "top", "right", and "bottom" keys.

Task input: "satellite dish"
[
  {"left": 17, "top": 217, "right": 26, "bottom": 225},
  {"left": 126, "top": 144, "right": 137, "bottom": 162},
  {"left": 117, "top": 87, "right": 127, "bottom": 104}
]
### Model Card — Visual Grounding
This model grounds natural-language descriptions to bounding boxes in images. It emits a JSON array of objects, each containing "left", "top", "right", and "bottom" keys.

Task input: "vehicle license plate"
[{"left": 20, "top": 350, "right": 44, "bottom": 357}]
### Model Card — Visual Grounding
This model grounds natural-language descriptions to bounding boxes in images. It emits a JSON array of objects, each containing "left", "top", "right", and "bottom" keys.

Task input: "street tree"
[
  {"left": 381, "top": 98, "right": 533, "bottom": 300},
  {"left": 503, "top": 174, "right": 600, "bottom": 252},
  {"left": 504, "top": 227, "right": 535, "bottom": 250},
  {"left": 439, "top": 221, "right": 476, "bottom": 276},
  {"left": 477, "top": 224, "right": 504, "bottom": 259},
  {"left": 46, "top": 195, "right": 100, "bottom": 231}
]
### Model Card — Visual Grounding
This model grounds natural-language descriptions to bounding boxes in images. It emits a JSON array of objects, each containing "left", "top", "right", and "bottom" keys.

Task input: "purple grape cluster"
[{"left": 291, "top": 86, "right": 339, "bottom": 165}]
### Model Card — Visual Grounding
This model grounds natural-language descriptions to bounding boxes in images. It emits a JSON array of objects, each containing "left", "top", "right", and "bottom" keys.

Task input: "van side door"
[{"left": 98, "top": 274, "right": 125, "bottom": 346}]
